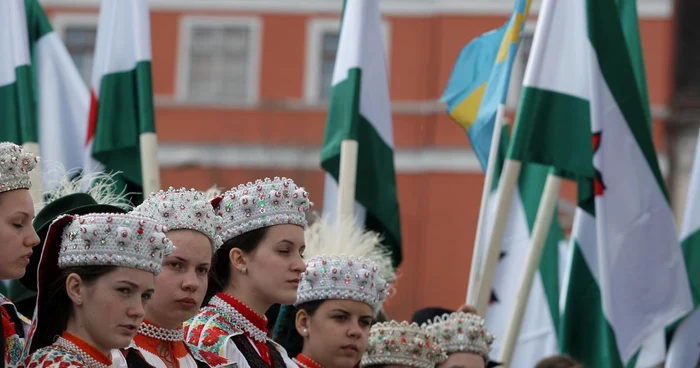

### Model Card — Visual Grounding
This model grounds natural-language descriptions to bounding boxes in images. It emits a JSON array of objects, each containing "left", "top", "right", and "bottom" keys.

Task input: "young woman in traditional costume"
[
  {"left": 186, "top": 177, "right": 312, "bottom": 368},
  {"left": 279, "top": 217, "right": 394, "bottom": 368},
  {"left": 422, "top": 312, "right": 494, "bottom": 368},
  {"left": 361, "top": 321, "right": 447, "bottom": 368},
  {"left": 19, "top": 169, "right": 132, "bottom": 318},
  {"left": 24, "top": 212, "right": 172, "bottom": 367},
  {"left": 117, "top": 187, "right": 235, "bottom": 367},
  {"left": 0, "top": 142, "right": 41, "bottom": 367}
]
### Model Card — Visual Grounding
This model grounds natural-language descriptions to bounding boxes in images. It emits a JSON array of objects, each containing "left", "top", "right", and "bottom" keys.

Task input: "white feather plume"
[
  {"left": 36, "top": 164, "right": 133, "bottom": 212},
  {"left": 303, "top": 215, "right": 396, "bottom": 284},
  {"left": 201, "top": 185, "right": 223, "bottom": 201}
]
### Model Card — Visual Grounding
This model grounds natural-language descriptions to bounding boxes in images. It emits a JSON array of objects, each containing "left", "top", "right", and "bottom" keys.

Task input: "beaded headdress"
[
  {"left": 294, "top": 216, "right": 395, "bottom": 313},
  {"left": 423, "top": 312, "right": 495, "bottom": 362},
  {"left": 361, "top": 321, "right": 447, "bottom": 368},
  {"left": 0, "top": 142, "right": 39, "bottom": 193},
  {"left": 53, "top": 213, "right": 173, "bottom": 274},
  {"left": 214, "top": 177, "right": 312, "bottom": 242},
  {"left": 132, "top": 187, "right": 223, "bottom": 251}
]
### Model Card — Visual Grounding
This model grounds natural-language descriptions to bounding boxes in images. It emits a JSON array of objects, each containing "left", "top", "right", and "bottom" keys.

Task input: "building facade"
[{"left": 41, "top": 0, "right": 677, "bottom": 321}]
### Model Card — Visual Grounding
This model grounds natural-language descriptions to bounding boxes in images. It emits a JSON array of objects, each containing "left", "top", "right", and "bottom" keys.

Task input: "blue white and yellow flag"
[{"left": 441, "top": 0, "right": 532, "bottom": 169}]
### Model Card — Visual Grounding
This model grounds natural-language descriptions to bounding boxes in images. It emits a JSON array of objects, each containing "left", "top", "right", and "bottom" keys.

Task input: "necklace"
[
  {"left": 138, "top": 320, "right": 184, "bottom": 342},
  {"left": 209, "top": 295, "right": 268, "bottom": 342},
  {"left": 293, "top": 354, "right": 324, "bottom": 368},
  {"left": 54, "top": 336, "right": 110, "bottom": 368}
]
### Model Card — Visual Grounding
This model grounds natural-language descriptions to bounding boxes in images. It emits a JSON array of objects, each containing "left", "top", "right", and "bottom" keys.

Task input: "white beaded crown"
[
  {"left": 294, "top": 216, "right": 395, "bottom": 314},
  {"left": 215, "top": 177, "right": 312, "bottom": 242},
  {"left": 0, "top": 142, "right": 39, "bottom": 193},
  {"left": 361, "top": 321, "right": 447, "bottom": 368},
  {"left": 132, "top": 187, "right": 223, "bottom": 251},
  {"left": 423, "top": 312, "right": 494, "bottom": 361},
  {"left": 54, "top": 213, "right": 174, "bottom": 275}
]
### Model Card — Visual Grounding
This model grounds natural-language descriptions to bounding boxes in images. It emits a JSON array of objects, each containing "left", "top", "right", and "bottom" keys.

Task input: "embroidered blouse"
[
  {"left": 115, "top": 319, "right": 236, "bottom": 368},
  {"left": 185, "top": 293, "right": 297, "bottom": 368},
  {"left": 24, "top": 332, "right": 114, "bottom": 368},
  {"left": 0, "top": 293, "right": 31, "bottom": 368},
  {"left": 292, "top": 354, "right": 323, "bottom": 368}
]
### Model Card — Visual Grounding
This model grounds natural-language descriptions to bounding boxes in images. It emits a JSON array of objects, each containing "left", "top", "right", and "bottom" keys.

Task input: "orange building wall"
[{"left": 45, "top": 6, "right": 675, "bottom": 321}]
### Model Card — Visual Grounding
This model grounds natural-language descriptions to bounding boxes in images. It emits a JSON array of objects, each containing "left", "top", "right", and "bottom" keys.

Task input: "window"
[
  {"left": 506, "top": 22, "right": 535, "bottom": 110},
  {"left": 305, "top": 19, "right": 391, "bottom": 104},
  {"left": 52, "top": 14, "right": 98, "bottom": 87},
  {"left": 178, "top": 17, "right": 261, "bottom": 103}
]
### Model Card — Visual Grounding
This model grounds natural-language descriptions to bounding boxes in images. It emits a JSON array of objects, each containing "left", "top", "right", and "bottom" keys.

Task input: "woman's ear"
[
  {"left": 65, "top": 273, "right": 84, "bottom": 306},
  {"left": 229, "top": 247, "right": 248, "bottom": 273},
  {"left": 296, "top": 309, "right": 310, "bottom": 337}
]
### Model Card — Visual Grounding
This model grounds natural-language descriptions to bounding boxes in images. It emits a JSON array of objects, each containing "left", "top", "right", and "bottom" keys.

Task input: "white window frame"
[
  {"left": 51, "top": 13, "right": 99, "bottom": 41},
  {"left": 176, "top": 16, "right": 262, "bottom": 105},
  {"left": 304, "top": 18, "right": 391, "bottom": 105},
  {"left": 506, "top": 21, "right": 536, "bottom": 110}
]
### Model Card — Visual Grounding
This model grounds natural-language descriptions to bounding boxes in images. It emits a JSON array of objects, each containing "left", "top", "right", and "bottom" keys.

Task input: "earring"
[
  {"left": 241, "top": 267, "right": 247, "bottom": 274},
  {"left": 302, "top": 328, "right": 308, "bottom": 336},
  {"left": 77, "top": 298, "right": 82, "bottom": 305}
]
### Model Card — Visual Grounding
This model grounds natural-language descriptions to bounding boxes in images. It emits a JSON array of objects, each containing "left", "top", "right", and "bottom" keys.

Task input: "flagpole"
[
  {"left": 337, "top": 139, "right": 359, "bottom": 221},
  {"left": 139, "top": 132, "right": 161, "bottom": 196},
  {"left": 466, "top": 104, "right": 507, "bottom": 305},
  {"left": 475, "top": 159, "right": 522, "bottom": 315},
  {"left": 498, "top": 172, "right": 561, "bottom": 366}
]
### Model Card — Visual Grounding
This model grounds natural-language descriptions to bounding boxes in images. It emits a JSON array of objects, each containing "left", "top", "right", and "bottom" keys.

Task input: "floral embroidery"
[
  {"left": 186, "top": 342, "right": 238, "bottom": 368},
  {"left": 25, "top": 346, "right": 86, "bottom": 367},
  {"left": 185, "top": 307, "right": 242, "bottom": 356}
]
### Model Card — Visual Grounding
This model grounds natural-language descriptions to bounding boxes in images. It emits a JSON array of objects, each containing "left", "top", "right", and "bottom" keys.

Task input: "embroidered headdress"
[
  {"left": 294, "top": 216, "right": 395, "bottom": 314},
  {"left": 361, "top": 321, "right": 447, "bottom": 368},
  {"left": 214, "top": 177, "right": 312, "bottom": 242},
  {"left": 21, "top": 170, "right": 132, "bottom": 292},
  {"left": 0, "top": 142, "right": 39, "bottom": 193},
  {"left": 132, "top": 187, "right": 223, "bottom": 251},
  {"left": 423, "top": 312, "right": 494, "bottom": 362}
]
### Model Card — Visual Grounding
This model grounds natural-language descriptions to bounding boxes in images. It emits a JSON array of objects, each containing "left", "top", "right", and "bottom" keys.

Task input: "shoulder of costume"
[
  {"left": 185, "top": 308, "right": 243, "bottom": 355},
  {"left": 186, "top": 342, "right": 239, "bottom": 368},
  {"left": 24, "top": 346, "right": 86, "bottom": 367}
]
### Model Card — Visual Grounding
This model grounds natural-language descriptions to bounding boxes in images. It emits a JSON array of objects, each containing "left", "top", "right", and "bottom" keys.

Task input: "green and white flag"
[
  {"left": 0, "top": 0, "right": 37, "bottom": 148},
  {"left": 25, "top": 0, "right": 90, "bottom": 190},
  {"left": 507, "top": 0, "right": 693, "bottom": 365},
  {"left": 83, "top": 0, "right": 155, "bottom": 203},
  {"left": 320, "top": 0, "right": 402, "bottom": 266}
]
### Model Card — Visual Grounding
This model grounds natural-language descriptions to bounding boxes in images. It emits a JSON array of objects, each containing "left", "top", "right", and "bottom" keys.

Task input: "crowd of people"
[{"left": 0, "top": 141, "right": 580, "bottom": 368}]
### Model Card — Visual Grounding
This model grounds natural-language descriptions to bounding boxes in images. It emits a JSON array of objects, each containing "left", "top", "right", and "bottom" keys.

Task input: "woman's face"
[
  {"left": 235, "top": 224, "right": 306, "bottom": 305},
  {"left": 71, "top": 267, "right": 155, "bottom": 352},
  {"left": 436, "top": 353, "right": 485, "bottom": 368},
  {"left": 0, "top": 189, "right": 39, "bottom": 279},
  {"left": 298, "top": 300, "right": 373, "bottom": 368},
  {"left": 148, "top": 229, "right": 212, "bottom": 328}
]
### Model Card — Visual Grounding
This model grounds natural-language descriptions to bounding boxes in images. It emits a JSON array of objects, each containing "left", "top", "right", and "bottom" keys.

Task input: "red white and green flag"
[
  {"left": 507, "top": 0, "right": 694, "bottom": 366},
  {"left": 83, "top": 0, "right": 155, "bottom": 202}
]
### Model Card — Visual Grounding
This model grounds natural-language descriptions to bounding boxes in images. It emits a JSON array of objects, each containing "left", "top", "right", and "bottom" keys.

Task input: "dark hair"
[
  {"left": 273, "top": 300, "right": 326, "bottom": 358},
  {"left": 534, "top": 355, "right": 581, "bottom": 368},
  {"left": 30, "top": 265, "right": 117, "bottom": 354},
  {"left": 410, "top": 307, "right": 454, "bottom": 325},
  {"left": 205, "top": 227, "right": 270, "bottom": 303}
]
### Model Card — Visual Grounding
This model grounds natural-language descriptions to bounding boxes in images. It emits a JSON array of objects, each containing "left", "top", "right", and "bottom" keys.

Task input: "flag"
[
  {"left": 440, "top": 0, "right": 532, "bottom": 169},
  {"left": 24, "top": 0, "right": 90, "bottom": 190},
  {"left": 83, "top": 0, "right": 156, "bottom": 204},
  {"left": 0, "top": 0, "right": 37, "bottom": 146},
  {"left": 482, "top": 129, "right": 562, "bottom": 367},
  {"left": 320, "top": 0, "right": 401, "bottom": 266},
  {"left": 507, "top": 0, "right": 693, "bottom": 365},
  {"left": 664, "top": 131, "right": 700, "bottom": 367}
]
